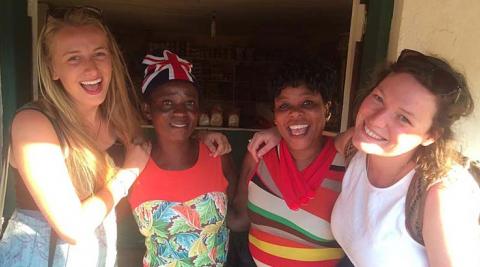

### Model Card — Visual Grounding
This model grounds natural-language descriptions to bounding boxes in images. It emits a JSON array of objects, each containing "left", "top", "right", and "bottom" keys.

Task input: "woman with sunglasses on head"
[
  {"left": 248, "top": 50, "right": 480, "bottom": 266},
  {"left": 0, "top": 7, "right": 230, "bottom": 267},
  {"left": 0, "top": 7, "right": 150, "bottom": 267}
]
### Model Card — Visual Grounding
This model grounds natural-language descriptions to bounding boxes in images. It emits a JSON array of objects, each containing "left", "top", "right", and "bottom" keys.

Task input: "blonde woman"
[{"left": 0, "top": 6, "right": 149, "bottom": 266}]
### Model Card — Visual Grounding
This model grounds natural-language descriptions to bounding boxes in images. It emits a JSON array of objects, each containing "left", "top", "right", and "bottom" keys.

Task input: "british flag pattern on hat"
[{"left": 141, "top": 50, "right": 195, "bottom": 95}]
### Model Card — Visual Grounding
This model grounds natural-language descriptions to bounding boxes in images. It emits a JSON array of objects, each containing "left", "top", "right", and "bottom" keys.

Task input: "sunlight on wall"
[{"left": 388, "top": 0, "right": 480, "bottom": 160}]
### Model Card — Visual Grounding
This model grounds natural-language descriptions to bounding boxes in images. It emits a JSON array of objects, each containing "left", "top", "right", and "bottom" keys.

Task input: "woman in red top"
[
  {"left": 128, "top": 50, "right": 237, "bottom": 267},
  {"left": 229, "top": 60, "right": 346, "bottom": 266}
]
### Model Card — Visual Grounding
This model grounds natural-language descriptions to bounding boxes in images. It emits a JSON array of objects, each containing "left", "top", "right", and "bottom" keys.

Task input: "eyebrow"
[
  {"left": 276, "top": 92, "right": 319, "bottom": 100},
  {"left": 399, "top": 107, "right": 415, "bottom": 118},
  {"left": 61, "top": 50, "right": 80, "bottom": 57},
  {"left": 61, "top": 46, "right": 108, "bottom": 57},
  {"left": 377, "top": 88, "right": 417, "bottom": 119}
]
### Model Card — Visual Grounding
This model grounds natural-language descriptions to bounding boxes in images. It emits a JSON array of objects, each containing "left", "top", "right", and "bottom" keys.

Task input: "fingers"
[
  {"left": 143, "top": 141, "right": 152, "bottom": 154},
  {"left": 201, "top": 132, "right": 232, "bottom": 157},
  {"left": 247, "top": 129, "right": 280, "bottom": 162},
  {"left": 256, "top": 145, "right": 270, "bottom": 160},
  {"left": 209, "top": 136, "right": 232, "bottom": 158},
  {"left": 205, "top": 140, "right": 218, "bottom": 157},
  {"left": 247, "top": 135, "right": 264, "bottom": 163}
]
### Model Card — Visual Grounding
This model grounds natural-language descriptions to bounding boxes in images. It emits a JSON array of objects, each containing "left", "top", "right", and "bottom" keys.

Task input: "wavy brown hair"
[{"left": 359, "top": 49, "right": 474, "bottom": 184}]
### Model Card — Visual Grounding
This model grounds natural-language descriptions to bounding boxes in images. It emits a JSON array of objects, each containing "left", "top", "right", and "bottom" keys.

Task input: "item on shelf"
[
  {"left": 227, "top": 108, "right": 240, "bottom": 128},
  {"left": 198, "top": 110, "right": 210, "bottom": 126},
  {"left": 210, "top": 105, "right": 223, "bottom": 127}
]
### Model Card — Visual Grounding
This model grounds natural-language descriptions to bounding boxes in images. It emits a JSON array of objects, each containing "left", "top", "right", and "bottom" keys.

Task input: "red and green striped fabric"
[{"left": 247, "top": 140, "right": 345, "bottom": 266}]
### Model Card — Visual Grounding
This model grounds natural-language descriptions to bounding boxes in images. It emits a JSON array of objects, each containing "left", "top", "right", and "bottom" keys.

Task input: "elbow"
[
  {"left": 51, "top": 222, "right": 86, "bottom": 245},
  {"left": 227, "top": 210, "right": 250, "bottom": 232},
  {"left": 55, "top": 229, "right": 81, "bottom": 245}
]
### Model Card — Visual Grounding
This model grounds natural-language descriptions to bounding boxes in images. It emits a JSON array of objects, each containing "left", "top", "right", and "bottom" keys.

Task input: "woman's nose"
[
  {"left": 288, "top": 106, "right": 305, "bottom": 117},
  {"left": 368, "top": 108, "right": 389, "bottom": 127},
  {"left": 83, "top": 58, "right": 100, "bottom": 76},
  {"left": 172, "top": 104, "right": 188, "bottom": 115}
]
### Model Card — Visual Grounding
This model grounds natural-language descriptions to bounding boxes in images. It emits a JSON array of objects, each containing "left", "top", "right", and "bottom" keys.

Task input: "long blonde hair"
[{"left": 37, "top": 8, "right": 143, "bottom": 199}]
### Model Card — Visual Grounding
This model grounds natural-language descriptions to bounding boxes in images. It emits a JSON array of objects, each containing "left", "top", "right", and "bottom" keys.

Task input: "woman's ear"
[
  {"left": 50, "top": 64, "right": 60, "bottom": 80},
  {"left": 143, "top": 102, "right": 152, "bottom": 121},
  {"left": 421, "top": 128, "right": 441, "bottom": 146},
  {"left": 324, "top": 101, "right": 332, "bottom": 122}
]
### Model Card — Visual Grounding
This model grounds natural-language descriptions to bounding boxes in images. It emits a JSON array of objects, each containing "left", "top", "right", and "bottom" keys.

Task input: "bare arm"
[
  {"left": 221, "top": 153, "right": 238, "bottom": 203},
  {"left": 423, "top": 178, "right": 480, "bottom": 267},
  {"left": 333, "top": 127, "right": 355, "bottom": 156},
  {"left": 247, "top": 127, "right": 281, "bottom": 162},
  {"left": 11, "top": 110, "right": 149, "bottom": 244},
  {"left": 227, "top": 152, "right": 257, "bottom": 232},
  {"left": 248, "top": 127, "right": 354, "bottom": 161}
]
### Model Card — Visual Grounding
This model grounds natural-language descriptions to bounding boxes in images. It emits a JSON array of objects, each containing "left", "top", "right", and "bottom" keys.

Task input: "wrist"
[{"left": 110, "top": 168, "right": 139, "bottom": 199}]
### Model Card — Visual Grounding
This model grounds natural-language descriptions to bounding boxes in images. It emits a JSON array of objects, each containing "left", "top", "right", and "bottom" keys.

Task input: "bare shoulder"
[
  {"left": 11, "top": 109, "right": 62, "bottom": 152},
  {"left": 424, "top": 165, "right": 480, "bottom": 224},
  {"left": 334, "top": 127, "right": 355, "bottom": 155},
  {"left": 429, "top": 165, "right": 480, "bottom": 196},
  {"left": 423, "top": 166, "right": 480, "bottom": 266}
]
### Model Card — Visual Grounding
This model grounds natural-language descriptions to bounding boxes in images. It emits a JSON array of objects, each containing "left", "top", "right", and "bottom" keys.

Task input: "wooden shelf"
[{"left": 141, "top": 124, "right": 337, "bottom": 136}]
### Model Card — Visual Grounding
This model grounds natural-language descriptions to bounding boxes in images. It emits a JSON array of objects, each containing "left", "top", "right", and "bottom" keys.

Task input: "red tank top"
[{"left": 128, "top": 143, "right": 228, "bottom": 210}]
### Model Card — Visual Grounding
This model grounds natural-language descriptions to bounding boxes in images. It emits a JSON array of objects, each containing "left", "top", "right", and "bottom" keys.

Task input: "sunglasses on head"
[
  {"left": 46, "top": 5, "right": 103, "bottom": 23},
  {"left": 396, "top": 49, "right": 461, "bottom": 103}
]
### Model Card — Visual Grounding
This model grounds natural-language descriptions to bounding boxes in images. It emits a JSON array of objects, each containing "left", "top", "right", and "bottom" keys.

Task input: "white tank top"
[{"left": 331, "top": 152, "right": 428, "bottom": 267}]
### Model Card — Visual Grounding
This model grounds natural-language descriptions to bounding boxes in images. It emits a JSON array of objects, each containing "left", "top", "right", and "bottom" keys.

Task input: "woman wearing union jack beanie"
[{"left": 128, "top": 50, "right": 237, "bottom": 267}]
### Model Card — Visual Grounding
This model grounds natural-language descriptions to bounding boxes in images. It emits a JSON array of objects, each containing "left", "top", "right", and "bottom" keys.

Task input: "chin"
[
  {"left": 284, "top": 138, "right": 313, "bottom": 151},
  {"left": 356, "top": 142, "right": 386, "bottom": 155},
  {"left": 172, "top": 128, "right": 195, "bottom": 138}
]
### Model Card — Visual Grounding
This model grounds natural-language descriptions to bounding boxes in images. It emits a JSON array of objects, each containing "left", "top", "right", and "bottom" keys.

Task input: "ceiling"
[{"left": 39, "top": 0, "right": 352, "bottom": 36}]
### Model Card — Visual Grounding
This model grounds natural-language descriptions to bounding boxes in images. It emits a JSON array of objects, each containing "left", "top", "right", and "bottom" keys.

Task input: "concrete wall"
[{"left": 388, "top": 0, "right": 480, "bottom": 160}]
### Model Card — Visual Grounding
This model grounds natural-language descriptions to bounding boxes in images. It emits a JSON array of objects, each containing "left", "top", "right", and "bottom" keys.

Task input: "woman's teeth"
[
  {"left": 364, "top": 125, "right": 385, "bottom": 141},
  {"left": 171, "top": 122, "right": 188, "bottom": 128},
  {"left": 80, "top": 78, "right": 102, "bottom": 91},
  {"left": 289, "top": 124, "right": 308, "bottom": 136}
]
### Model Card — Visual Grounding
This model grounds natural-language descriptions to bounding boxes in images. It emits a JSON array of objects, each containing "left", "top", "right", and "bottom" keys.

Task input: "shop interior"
[{"left": 39, "top": 0, "right": 353, "bottom": 132}]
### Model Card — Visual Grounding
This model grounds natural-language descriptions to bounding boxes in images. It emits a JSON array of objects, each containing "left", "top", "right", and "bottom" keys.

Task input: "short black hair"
[{"left": 271, "top": 59, "right": 337, "bottom": 102}]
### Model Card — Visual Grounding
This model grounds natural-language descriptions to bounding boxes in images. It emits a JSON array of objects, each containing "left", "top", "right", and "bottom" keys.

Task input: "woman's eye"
[
  {"left": 186, "top": 100, "right": 196, "bottom": 109},
  {"left": 162, "top": 100, "right": 173, "bottom": 106},
  {"left": 67, "top": 56, "right": 80, "bottom": 63},
  {"left": 398, "top": 114, "right": 412, "bottom": 125},
  {"left": 302, "top": 100, "right": 314, "bottom": 107},
  {"left": 278, "top": 103, "right": 289, "bottom": 111},
  {"left": 372, "top": 94, "right": 383, "bottom": 103},
  {"left": 94, "top": 51, "right": 107, "bottom": 59}
]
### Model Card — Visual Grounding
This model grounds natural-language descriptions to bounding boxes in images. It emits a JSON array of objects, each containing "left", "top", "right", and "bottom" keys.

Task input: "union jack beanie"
[{"left": 141, "top": 50, "right": 195, "bottom": 95}]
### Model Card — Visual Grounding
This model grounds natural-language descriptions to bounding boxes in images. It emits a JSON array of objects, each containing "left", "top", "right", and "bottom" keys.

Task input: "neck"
[
  {"left": 367, "top": 150, "right": 417, "bottom": 188},
  {"left": 152, "top": 138, "right": 198, "bottom": 170},
  {"left": 75, "top": 105, "right": 101, "bottom": 126},
  {"left": 288, "top": 136, "right": 325, "bottom": 171}
]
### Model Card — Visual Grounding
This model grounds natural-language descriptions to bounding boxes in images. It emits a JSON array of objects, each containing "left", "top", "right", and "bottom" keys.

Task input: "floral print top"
[
  {"left": 129, "top": 144, "right": 230, "bottom": 267},
  {"left": 133, "top": 192, "right": 229, "bottom": 267}
]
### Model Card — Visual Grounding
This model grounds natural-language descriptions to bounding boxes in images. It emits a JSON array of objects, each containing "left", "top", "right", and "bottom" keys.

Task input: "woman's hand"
[
  {"left": 247, "top": 127, "right": 281, "bottom": 162},
  {"left": 108, "top": 141, "right": 151, "bottom": 203},
  {"left": 198, "top": 131, "right": 232, "bottom": 157},
  {"left": 333, "top": 127, "right": 355, "bottom": 155},
  {"left": 122, "top": 140, "right": 151, "bottom": 175}
]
